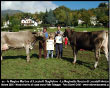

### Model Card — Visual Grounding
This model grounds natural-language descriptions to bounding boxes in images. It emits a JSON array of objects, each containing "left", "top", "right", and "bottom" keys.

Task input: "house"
[
  {"left": 78, "top": 19, "right": 84, "bottom": 25},
  {"left": 21, "top": 18, "right": 38, "bottom": 26},
  {"left": 90, "top": 16, "right": 97, "bottom": 26},
  {"left": 38, "top": 20, "right": 42, "bottom": 24},
  {"left": 78, "top": 16, "right": 98, "bottom": 26},
  {"left": 3, "top": 20, "right": 10, "bottom": 28}
]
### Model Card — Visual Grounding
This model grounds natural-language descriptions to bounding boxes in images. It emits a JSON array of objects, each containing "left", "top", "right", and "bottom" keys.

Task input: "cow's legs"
[
  {"left": 94, "top": 49, "right": 100, "bottom": 69},
  {"left": 1, "top": 56, "right": 2, "bottom": 61},
  {"left": 101, "top": 38, "right": 108, "bottom": 61},
  {"left": 103, "top": 47, "right": 108, "bottom": 61},
  {"left": 25, "top": 45, "right": 30, "bottom": 62},
  {"left": 98, "top": 49, "right": 101, "bottom": 58},
  {"left": 1, "top": 51, "right": 3, "bottom": 61},
  {"left": 1, "top": 55, "right": 3, "bottom": 61},
  {"left": 72, "top": 47, "right": 78, "bottom": 64}
]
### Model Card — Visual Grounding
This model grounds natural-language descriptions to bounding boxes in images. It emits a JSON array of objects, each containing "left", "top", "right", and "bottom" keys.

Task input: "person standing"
[
  {"left": 55, "top": 25, "right": 63, "bottom": 58},
  {"left": 55, "top": 25, "right": 63, "bottom": 36},
  {"left": 39, "top": 27, "right": 48, "bottom": 59},
  {"left": 64, "top": 37, "right": 68, "bottom": 48},
  {"left": 46, "top": 33, "right": 54, "bottom": 58}
]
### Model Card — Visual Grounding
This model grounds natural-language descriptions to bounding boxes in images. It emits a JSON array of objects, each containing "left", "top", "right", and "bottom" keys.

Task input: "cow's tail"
[
  {"left": 101, "top": 30, "right": 108, "bottom": 47},
  {"left": 100, "top": 30, "right": 108, "bottom": 61}
]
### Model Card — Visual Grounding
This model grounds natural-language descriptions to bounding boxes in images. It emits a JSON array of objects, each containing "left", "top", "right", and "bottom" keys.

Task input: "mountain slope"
[{"left": 1, "top": 9, "right": 23, "bottom": 17}]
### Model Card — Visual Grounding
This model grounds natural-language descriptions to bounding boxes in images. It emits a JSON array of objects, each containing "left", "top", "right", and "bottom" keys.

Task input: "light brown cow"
[{"left": 1, "top": 31, "right": 42, "bottom": 62}]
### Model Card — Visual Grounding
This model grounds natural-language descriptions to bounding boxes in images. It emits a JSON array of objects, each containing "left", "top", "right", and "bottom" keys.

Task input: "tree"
[
  {"left": 14, "top": 13, "right": 24, "bottom": 20},
  {"left": 72, "top": 15, "right": 78, "bottom": 26},
  {"left": 97, "top": 14, "right": 108, "bottom": 27},
  {"left": 45, "top": 9, "right": 56, "bottom": 26},
  {"left": 32, "top": 12, "right": 38, "bottom": 21},
  {"left": 54, "top": 6, "right": 71, "bottom": 26},
  {"left": 5, "top": 14, "right": 9, "bottom": 21},
  {"left": 65, "top": 12, "right": 70, "bottom": 26},
  {"left": 96, "top": 4, "right": 108, "bottom": 27},
  {"left": 22, "top": 13, "right": 32, "bottom": 18},
  {"left": 9, "top": 16, "right": 20, "bottom": 32},
  {"left": 80, "top": 10, "right": 92, "bottom": 28},
  {"left": 1, "top": 17, "right": 4, "bottom": 27},
  {"left": 38, "top": 12, "right": 45, "bottom": 21},
  {"left": 98, "top": 2, "right": 108, "bottom": 8},
  {"left": 43, "top": 9, "right": 48, "bottom": 24}
]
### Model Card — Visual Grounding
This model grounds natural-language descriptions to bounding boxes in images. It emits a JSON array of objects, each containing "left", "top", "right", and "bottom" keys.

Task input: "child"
[
  {"left": 55, "top": 32, "right": 63, "bottom": 58},
  {"left": 64, "top": 37, "right": 68, "bottom": 48},
  {"left": 46, "top": 33, "right": 54, "bottom": 58}
]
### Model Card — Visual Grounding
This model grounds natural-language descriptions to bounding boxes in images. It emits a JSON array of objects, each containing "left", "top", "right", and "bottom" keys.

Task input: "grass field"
[
  {"left": 22, "top": 27, "right": 108, "bottom": 33},
  {"left": 1, "top": 27, "right": 109, "bottom": 79}
]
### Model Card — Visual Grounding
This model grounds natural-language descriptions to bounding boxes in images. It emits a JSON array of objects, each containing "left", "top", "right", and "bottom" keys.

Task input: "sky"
[
  {"left": 1, "top": 1, "right": 108, "bottom": 13},
  {"left": 52, "top": 1, "right": 108, "bottom": 10}
]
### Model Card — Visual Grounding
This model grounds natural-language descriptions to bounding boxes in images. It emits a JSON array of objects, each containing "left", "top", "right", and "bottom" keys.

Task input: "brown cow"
[{"left": 63, "top": 29, "right": 108, "bottom": 69}]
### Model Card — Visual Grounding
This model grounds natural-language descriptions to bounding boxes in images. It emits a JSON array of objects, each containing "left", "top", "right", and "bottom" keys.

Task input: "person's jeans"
[
  {"left": 47, "top": 50, "right": 53, "bottom": 58},
  {"left": 55, "top": 43, "right": 63, "bottom": 58}
]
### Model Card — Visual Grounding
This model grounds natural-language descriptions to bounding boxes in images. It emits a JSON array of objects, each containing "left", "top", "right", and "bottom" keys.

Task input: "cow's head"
[
  {"left": 32, "top": 31, "right": 45, "bottom": 37},
  {"left": 63, "top": 29, "right": 71, "bottom": 38},
  {"left": 32, "top": 31, "right": 46, "bottom": 41}
]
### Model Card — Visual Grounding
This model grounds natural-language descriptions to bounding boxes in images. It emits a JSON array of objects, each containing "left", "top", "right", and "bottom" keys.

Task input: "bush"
[
  {"left": 1, "top": 27, "right": 12, "bottom": 31},
  {"left": 20, "top": 26, "right": 35, "bottom": 30},
  {"left": 39, "top": 24, "right": 50, "bottom": 27},
  {"left": 12, "top": 25, "right": 20, "bottom": 32}
]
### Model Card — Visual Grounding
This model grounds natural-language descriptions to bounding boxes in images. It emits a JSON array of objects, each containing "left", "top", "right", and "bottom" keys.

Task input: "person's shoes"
[
  {"left": 38, "top": 58, "right": 41, "bottom": 60},
  {"left": 59, "top": 57, "right": 62, "bottom": 59},
  {"left": 56, "top": 56, "right": 58, "bottom": 58},
  {"left": 44, "top": 57, "right": 47, "bottom": 59}
]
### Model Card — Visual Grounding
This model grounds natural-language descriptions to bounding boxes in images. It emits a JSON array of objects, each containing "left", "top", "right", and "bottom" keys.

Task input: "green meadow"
[{"left": 1, "top": 27, "right": 109, "bottom": 79}]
